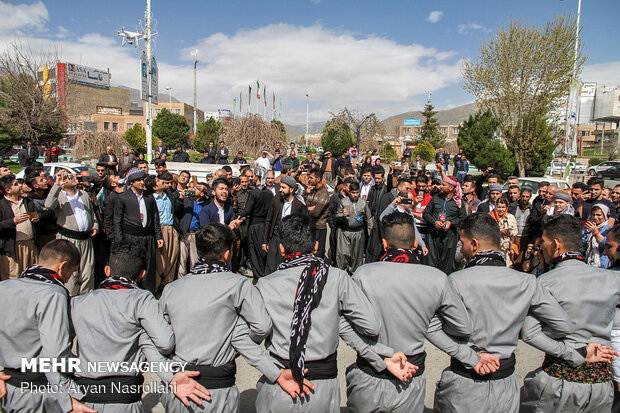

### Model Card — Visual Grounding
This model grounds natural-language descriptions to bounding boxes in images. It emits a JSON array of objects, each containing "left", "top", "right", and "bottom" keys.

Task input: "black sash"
[
  {"left": 270, "top": 352, "right": 338, "bottom": 380},
  {"left": 450, "top": 353, "right": 515, "bottom": 381},
  {"left": 356, "top": 352, "right": 426, "bottom": 380},
  {"left": 184, "top": 359, "right": 236, "bottom": 389},
  {"left": 58, "top": 227, "right": 91, "bottom": 240},
  {"left": 75, "top": 375, "right": 144, "bottom": 404},
  {"left": 124, "top": 225, "right": 153, "bottom": 237},
  {"left": 4, "top": 367, "right": 48, "bottom": 387}
]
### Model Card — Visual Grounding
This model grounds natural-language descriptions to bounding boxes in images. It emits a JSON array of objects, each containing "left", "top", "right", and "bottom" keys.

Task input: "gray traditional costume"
[
  {"left": 150, "top": 261, "right": 272, "bottom": 413},
  {"left": 71, "top": 277, "right": 175, "bottom": 412},
  {"left": 344, "top": 261, "right": 473, "bottom": 413},
  {"left": 428, "top": 251, "right": 574, "bottom": 413},
  {"left": 335, "top": 197, "right": 373, "bottom": 273},
  {"left": 253, "top": 264, "right": 381, "bottom": 413},
  {"left": 519, "top": 257, "right": 620, "bottom": 413},
  {"left": 0, "top": 267, "right": 85, "bottom": 412}
]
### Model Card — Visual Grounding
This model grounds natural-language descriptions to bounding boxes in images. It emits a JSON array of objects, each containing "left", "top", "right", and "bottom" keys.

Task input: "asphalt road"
[{"left": 142, "top": 339, "right": 545, "bottom": 412}]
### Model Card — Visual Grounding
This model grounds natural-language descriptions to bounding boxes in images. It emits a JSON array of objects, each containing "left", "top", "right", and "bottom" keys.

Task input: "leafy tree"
[
  {"left": 462, "top": 13, "right": 585, "bottom": 176},
  {"left": 271, "top": 119, "right": 286, "bottom": 139},
  {"left": 412, "top": 141, "right": 435, "bottom": 162},
  {"left": 152, "top": 108, "right": 190, "bottom": 149},
  {"left": 193, "top": 117, "right": 222, "bottom": 153},
  {"left": 123, "top": 123, "right": 156, "bottom": 154},
  {"left": 418, "top": 102, "right": 445, "bottom": 149},
  {"left": 321, "top": 119, "right": 354, "bottom": 157},
  {"left": 457, "top": 111, "right": 516, "bottom": 180},
  {"left": 508, "top": 115, "right": 555, "bottom": 177},
  {"left": 380, "top": 142, "right": 397, "bottom": 162}
]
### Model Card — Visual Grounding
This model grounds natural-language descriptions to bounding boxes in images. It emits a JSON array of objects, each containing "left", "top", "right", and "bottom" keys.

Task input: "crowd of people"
[{"left": 1, "top": 141, "right": 620, "bottom": 413}]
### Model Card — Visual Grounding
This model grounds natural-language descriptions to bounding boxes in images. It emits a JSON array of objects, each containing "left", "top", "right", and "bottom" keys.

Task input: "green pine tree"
[
  {"left": 193, "top": 118, "right": 223, "bottom": 153},
  {"left": 152, "top": 108, "right": 191, "bottom": 149},
  {"left": 418, "top": 102, "right": 445, "bottom": 149}
]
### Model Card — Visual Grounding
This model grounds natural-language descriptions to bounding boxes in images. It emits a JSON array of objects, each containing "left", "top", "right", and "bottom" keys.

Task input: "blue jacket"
[{"left": 198, "top": 200, "right": 236, "bottom": 227}]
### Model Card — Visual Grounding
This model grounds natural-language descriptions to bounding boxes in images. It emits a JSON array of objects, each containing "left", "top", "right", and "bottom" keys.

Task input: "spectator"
[
  {"left": 172, "top": 144, "right": 190, "bottom": 163},
  {"left": 218, "top": 141, "right": 229, "bottom": 164},
  {"left": 232, "top": 151, "right": 247, "bottom": 164},
  {"left": 282, "top": 150, "right": 300, "bottom": 172},
  {"left": 117, "top": 146, "right": 136, "bottom": 175},
  {"left": 18, "top": 140, "right": 39, "bottom": 168},
  {"left": 491, "top": 197, "right": 517, "bottom": 267},
  {"left": 582, "top": 203, "right": 612, "bottom": 268}
]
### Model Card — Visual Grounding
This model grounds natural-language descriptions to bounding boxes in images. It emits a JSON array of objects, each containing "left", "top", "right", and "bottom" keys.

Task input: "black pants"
[
  {"left": 125, "top": 233, "right": 156, "bottom": 293},
  {"left": 327, "top": 226, "right": 338, "bottom": 265},
  {"left": 315, "top": 228, "right": 327, "bottom": 259},
  {"left": 265, "top": 235, "right": 282, "bottom": 275},
  {"left": 613, "top": 383, "right": 620, "bottom": 413},
  {"left": 248, "top": 223, "right": 268, "bottom": 279}
]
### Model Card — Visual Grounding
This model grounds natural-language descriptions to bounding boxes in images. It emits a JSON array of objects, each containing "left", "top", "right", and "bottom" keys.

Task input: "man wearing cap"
[
  {"left": 172, "top": 144, "right": 190, "bottom": 163},
  {"left": 264, "top": 176, "right": 307, "bottom": 274},
  {"left": 548, "top": 190, "right": 575, "bottom": 216},
  {"left": 477, "top": 183, "right": 503, "bottom": 214},
  {"left": 118, "top": 146, "right": 137, "bottom": 176},
  {"left": 114, "top": 168, "right": 163, "bottom": 293},
  {"left": 423, "top": 176, "right": 466, "bottom": 274}
]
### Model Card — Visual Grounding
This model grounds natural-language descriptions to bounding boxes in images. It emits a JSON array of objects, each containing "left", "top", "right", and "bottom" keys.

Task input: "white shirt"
[
  {"left": 266, "top": 186, "right": 276, "bottom": 196},
  {"left": 255, "top": 156, "right": 271, "bottom": 171},
  {"left": 133, "top": 190, "right": 148, "bottom": 227},
  {"left": 216, "top": 203, "right": 225, "bottom": 224},
  {"left": 282, "top": 200, "right": 293, "bottom": 218},
  {"left": 360, "top": 181, "right": 373, "bottom": 200},
  {"left": 63, "top": 190, "right": 89, "bottom": 232}
]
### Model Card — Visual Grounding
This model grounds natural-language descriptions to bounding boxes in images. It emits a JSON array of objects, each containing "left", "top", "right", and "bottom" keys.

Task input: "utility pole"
[
  {"left": 166, "top": 86, "right": 171, "bottom": 110},
  {"left": 192, "top": 49, "right": 198, "bottom": 136},
  {"left": 305, "top": 94, "right": 309, "bottom": 148},
  {"left": 145, "top": 0, "right": 153, "bottom": 163},
  {"left": 563, "top": 0, "right": 582, "bottom": 178}
]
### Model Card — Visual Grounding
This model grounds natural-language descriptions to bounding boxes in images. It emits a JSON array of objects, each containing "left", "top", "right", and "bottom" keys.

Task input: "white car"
[
  {"left": 587, "top": 161, "right": 620, "bottom": 176},
  {"left": 15, "top": 163, "right": 96, "bottom": 180},
  {"left": 502, "top": 177, "right": 570, "bottom": 197}
]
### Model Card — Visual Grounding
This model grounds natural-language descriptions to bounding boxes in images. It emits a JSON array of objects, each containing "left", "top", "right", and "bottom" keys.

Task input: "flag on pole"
[
  {"left": 279, "top": 100, "right": 282, "bottom": 120},
  {"left": 257, "top": 81, "right": 260, "bottom": 99},
  {"left": 240, "top": 91, "right": 242, "bottom": 113},
  {"left": 249, "top": 85, "right": 252, "bottom": 109},
  {"left": 233, "top": 98, "right": 236, "bottom": 117},
  {"left": 264, "top": 86, "right": 267, "bottom": 107},
  {"left": 272, "top": 92, "right": 275, "bottom": 110}
]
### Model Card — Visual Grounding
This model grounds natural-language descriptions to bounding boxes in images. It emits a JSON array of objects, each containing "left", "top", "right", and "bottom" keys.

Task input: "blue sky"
[{"left": 1, "top": 0, "right": 618, "bottom": 125}]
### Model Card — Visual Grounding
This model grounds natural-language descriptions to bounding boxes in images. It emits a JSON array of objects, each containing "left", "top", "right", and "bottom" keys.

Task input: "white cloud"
[
  {"left": 56, "top": 26, "right": 69, "bottom": 39},
  {"left": 457, "top": 23, "right": 491, "bottom": 34},
  {"left": 427, "top": 11, "right": 444, "bottom": 24},
  {"left": 0, "top": 23, "right": 463, "bottom": 124},
  {"left": 581, "top": 61, "right": 620, "bottom": 88},
  {"left": 0, "top": 1, "right": 48, "bottom": 35}
]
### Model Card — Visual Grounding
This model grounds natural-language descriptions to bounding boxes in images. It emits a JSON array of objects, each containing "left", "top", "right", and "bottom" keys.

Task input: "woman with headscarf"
[
  {"left": 582, "top": 202, "right": 612, "bottom": 268},
  {"left": 490, "top": 197, "right": 518, "bottom": 267}
]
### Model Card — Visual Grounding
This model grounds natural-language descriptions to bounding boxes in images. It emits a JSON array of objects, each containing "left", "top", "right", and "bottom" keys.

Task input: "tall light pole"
[
  {"left": 191, "top": 49, "right": 198, "bottom": 135},
  {"left": 165, "top": 87, "right": 172, "bottom": 110},
  {"left": 305, "top": 94, "right": 309, "bottom": 148}
]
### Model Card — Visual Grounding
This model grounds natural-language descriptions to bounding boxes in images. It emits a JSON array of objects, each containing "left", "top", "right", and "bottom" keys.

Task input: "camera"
[
  {"left": 398, "top": 192, "right": 413, "bottom": 204},
  {"left": 184, "top": 190, "right": 195, "bottom": 197},
  {"left": 531, "top": 244, "right": 540, "bottom": 252}
]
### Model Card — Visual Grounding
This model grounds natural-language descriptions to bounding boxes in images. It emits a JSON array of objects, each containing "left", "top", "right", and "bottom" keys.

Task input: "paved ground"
[{"left": 142, "top": 339, "right": 545, "bottom": 412}]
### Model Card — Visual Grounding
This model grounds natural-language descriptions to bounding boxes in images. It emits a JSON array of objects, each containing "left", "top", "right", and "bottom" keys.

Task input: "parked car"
[
  {"left": 546, "top": 161, "right": 567, "bottom": 176},
  {"left": 502, "top": 177, "right": 570, "bottom": 197},
  {"left": 572, "top": 162, "right": 587, "bottom": 174},
  {"left": 596, "top": 164, "right": 620, "bottom": 180},
  {"left": 587, "top": 161, "right": 620, "bottom": 176},
  {"left": 15, "top": 163, "right": 96, "bottom": 180}
]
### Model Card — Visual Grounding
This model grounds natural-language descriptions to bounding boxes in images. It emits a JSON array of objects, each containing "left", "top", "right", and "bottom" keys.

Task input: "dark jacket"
[
  {"left": 118, "top": 153, "right": 137, "bottom": 175},
  {"left": 265, "top": 195, "right": 306, "bottom": 243},
  {"left": 238, "top": 187, "right": 273, "bottom": 226},
  {"left": 114, "top": 190, "right": 162, "bottom": 241},
  {"left": 0, "top": 197, "right": 38, "bottom": 257},
  {"left": 103, "top": 190, "right": 121, "bottom": 241},
  {"left": 172, "top": 150, "right": 190, "bottom": 163},
  {"left": 282, "top": 157, "right": 300, "bottom": 171},
  {"left": 26, "top": 192, "right": 57, "bottom": 236},
  {"left": 98, "top": 152, "right": 118, "bottom": 172},
  {"left": 367, "top": 183, "right": 388, "bottom": 217},
  {"left": 334, "top": 156, "right": 352, "bottom": 176},
  {"left": 18, "top": 146, "right": 39, "bottom": 167},
  {"left": 198, "top": 200, "right": 236, "bottom": 227},
  {"left": 232, "top": 157, "right": 247, "bottom": 164}
]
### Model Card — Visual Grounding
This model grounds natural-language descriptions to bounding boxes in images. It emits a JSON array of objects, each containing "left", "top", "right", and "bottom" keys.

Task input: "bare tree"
[
  {"left": 462, "top": 13, "right": 585, "bottom": 176},
  {"left": 222, "top": 114, "right": 286, "bottom": 157},
  {"left": 331, "top": 108, "right": 384, "bottom": 151}
]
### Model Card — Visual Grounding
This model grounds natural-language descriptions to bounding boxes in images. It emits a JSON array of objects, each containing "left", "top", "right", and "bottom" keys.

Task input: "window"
[
  {"left": 112, "top": 122, "right": 118, "bottom": 132},
  {"left": 126, "top": 123, "right": 134, "bottom": 129},
  {"left": 452, "top": 128, "right": 459, "bottom": 135},
  {"left": 174, "top": 109, "right": 181, "bottom": 114},
  {"left": 439, "top": 127, "right": 446, "bottom": 134},
  {"left": 103, "top": 121, "right": 110, "bottom": 131}
]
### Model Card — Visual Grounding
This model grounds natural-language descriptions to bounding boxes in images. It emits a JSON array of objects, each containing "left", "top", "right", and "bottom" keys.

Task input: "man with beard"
[
  {"left": 365, "top": 170, "right": 389, "bottom": 263},
  {"left": 429, "top": 213, "right": 576, "bottom": 413},
  {"left": 114, "top": 168, "right": 163, "bottom": 293},
  {"left": 306, "top": 168, "right": 330, "bottom": 259},
  {"left": 582, "top": 177, "right": 617, "bottom": 226},
  {"left": 327, "top": 175, "right": 355, "bottom": 265},
  {"left": 344, "top": 212, "right": 497, "bottom": 413},
  {"left": 263, "top": 176, "right": 306, "bottom": 274},
  {"left": 232, "top": 174, "right": 251, "bottom": 275},
  {"left": 461, "top": 176, "right": 480, "bottom": 216},
  {"left": 513, "top": 187, "right": 534, "bottom": 266},
  {"left": 475, "top": 168, "right": 500, "bottom": 201},
  {"left": 0, "top": 240, "right": 94, "bottom": 413},
  {"left": 507, "top": 185, "right": 520, "bottom": 215},
  {"left": 25, "top": 172, "right": 57, "bottom": 250},
  {"left": 571, "top": 181, "right": 588, "bottom": 219},
  {"left": 336, "top": 182, "right": 373, "bottom": 274},
  {"left": 520, "top": 214, "right": 620, "bottom": 412},
  {"left": 423, "top": 176, "right": 466, "bottom": 275},
  {"left": 612, "top": 185, "right": 620, "bottom": 218},
  {"left": 238, "top": 174, "right": 274, "bottom": 279},
  {"left": 477, "top": 184, "right": 503, "bottom": 214}
]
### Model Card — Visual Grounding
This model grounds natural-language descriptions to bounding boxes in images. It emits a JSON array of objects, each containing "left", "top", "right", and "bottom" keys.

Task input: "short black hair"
[
  {"left": 158, "top": 172, "right": 173, "bottom": 181},
  {"left": 463, "top": 174, "right": 475, "bottom": 184},
  {"left": 607, "top": 225, "right": 620, "bottom": 244},
  {"left": 180, "top": 170, "right": 191, "bottom": 177},
  {"left": 39, "top": 239, "right": 80, "bottom": 269},
  {"left": 508, "top": 185, "right": 520, "bottom": 191},
  {"left": 24, "top": 165, "right": 43, "bottom": 177},
  {"left": 309, "top": 168, "right": 323, "bottom": 179},
  {"left": 521, "top": 186, "right": 533, "bottom": 195},
  {"left": 96, "top": 162, "right": 107, "bottom": 168},
  {"left": 144, "top": 175, "right": 157, "bottom": 192},
  {"left": 212, "top": 178, "right": 229, "bottom": 190},
  {"left": 25, "top": 171, "right": 40, "bottom": 189},
  {"left": 360, "top": 165, "right": 373, "bottom": 175},
  {"left": 136, "top": 160, "right": 148, "bottom": 167},
  {"left": 416, "top": 174, "right": 429, "bottom": 184},
  {"left": 587, "top": 177, "right": 604, "bottom": 188},
  {"left": 488, "top": 173, "right": 500, "bottom": 181},
  {"left": 539, "top": 181, "right": 550, "bottom": 188},
  {"left": 349, "top": 181, "right": 360, "bottom": 191},
  {"left": 381, "top": 212, "right": 415, "bottom": 249},
  {"left": 153, "top": 159, "right": 167, "bottom": 167},
  {"left": 102, "top": 176, "right": 115, "bottom": 191},
  {"left": 195, "top": 223, "right": 234, "bottom": 261},
  {"left": 343, "top": 177, "right": 357, "bottom": 185},
  {"left": 373, "top": 169, "right": 385, "bottom": 177},
  {"left": 279, "top": 214, "right": 316, "bottom": 255},
  {"left": 0, "top": 174, "right": 16, "bottom": 192},
  {"left": 460, "top": 213, "right": 501, "bottom": 248},
  {"left": 344, "top": 167, "right": 355, "bottom": 176},
  {"left": 108, "top": 242, "right": 146, "bottom": 281},
  {"left": 222, "top": 165, "right": 232, "bottom": 173},
  {"left": 572, "top": 181, "right": 587, "bottom": 190},
  {"left": 543, "top": 214, "right": 582, "bottom": 251}
]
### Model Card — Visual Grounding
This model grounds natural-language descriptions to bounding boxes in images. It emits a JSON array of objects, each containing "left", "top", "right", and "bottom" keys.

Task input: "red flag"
[{"left": 264, "top": 86, "right": 267, "bottom": 107}]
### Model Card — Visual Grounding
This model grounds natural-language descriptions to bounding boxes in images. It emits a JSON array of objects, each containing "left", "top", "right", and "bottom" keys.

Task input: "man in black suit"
[
  {"left": 98, "top": 146, "right": 118, "bottom": 173},
  {"left": 17, "top": 140, "right": 39, "bottom": 168},
  {"left": 113, "top": 168, "right": 163, "bottom": 293},
  {"left": 155, "top": 139, "right": 168, "bottom": 158},
  {"left": 263, "top": 176, "right": 307, "bottom": 273}
]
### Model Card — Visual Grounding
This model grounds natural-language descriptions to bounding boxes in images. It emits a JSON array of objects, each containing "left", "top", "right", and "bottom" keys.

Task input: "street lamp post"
[
  {"left": 166, "top": 87, "right": 172, "bottom": 110},
  {"left": 305, "top": 94, "right": 309, "bottom": 148},
  {"left": 192, "top": 50, "right": 198, "bottom": 136}
]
